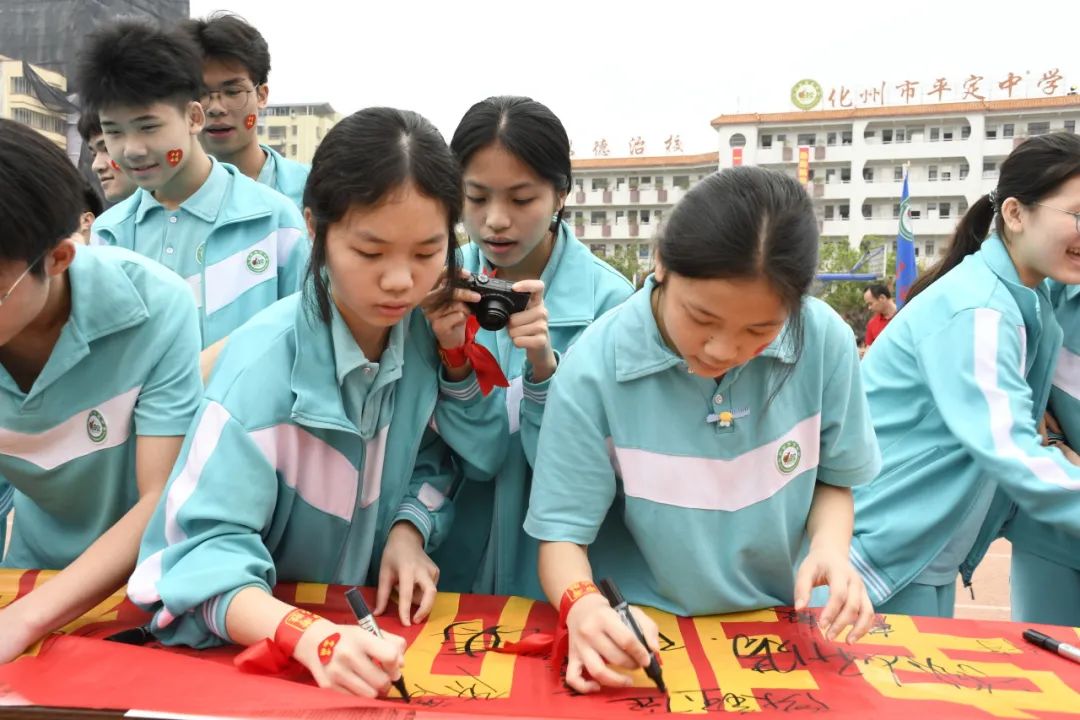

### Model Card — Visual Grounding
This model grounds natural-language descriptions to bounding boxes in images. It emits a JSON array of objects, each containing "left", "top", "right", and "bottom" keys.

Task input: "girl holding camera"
[{"left": 426, "top": 96, "right": 633, "bottom": 599}]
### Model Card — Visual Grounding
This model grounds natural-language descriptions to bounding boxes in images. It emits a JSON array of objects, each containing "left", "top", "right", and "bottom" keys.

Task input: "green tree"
[
  {"left": 597, "top": 244, "right": 643, "bottom": 284},
  {"left": 815, "top": 236, "right": 894, "bottom": 339}
]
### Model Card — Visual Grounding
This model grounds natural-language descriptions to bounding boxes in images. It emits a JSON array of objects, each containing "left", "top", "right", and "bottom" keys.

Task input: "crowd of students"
[{"left": 1, "top": 12, "right": 1079, "bottom": 700}]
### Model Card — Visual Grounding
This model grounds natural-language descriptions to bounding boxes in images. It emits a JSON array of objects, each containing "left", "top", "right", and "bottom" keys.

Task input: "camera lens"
[{"left": 476, "top": 297, "right": 513, "bottom": 331}]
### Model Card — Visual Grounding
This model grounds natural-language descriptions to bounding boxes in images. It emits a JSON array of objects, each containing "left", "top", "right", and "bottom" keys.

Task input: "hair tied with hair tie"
[{"left": 988, "top": 189, "right": 999, "bottom": 212}]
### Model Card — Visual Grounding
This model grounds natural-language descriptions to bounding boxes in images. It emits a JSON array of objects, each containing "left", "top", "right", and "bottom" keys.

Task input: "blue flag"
[{"left": 894, "top": 173, "right": 917, "bottom": 308}]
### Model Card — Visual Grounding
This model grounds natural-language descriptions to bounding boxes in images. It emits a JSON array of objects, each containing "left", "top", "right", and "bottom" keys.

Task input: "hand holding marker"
[
  {"left": 345, "top": 587, "right": 411, "bottom": 701},
  {"left": 598, "top": 578, "right": 667, "bottom": 693}
]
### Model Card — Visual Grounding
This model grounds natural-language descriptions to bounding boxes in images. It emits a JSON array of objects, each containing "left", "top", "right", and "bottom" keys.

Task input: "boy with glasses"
[
  {"left": 0, "top": 119, "right": 201, "bottom": 662},
  {"left": 79, "top": 18, "right": 309, "bottom": 368},
  {"left": 182, "top": 13, "right": 309, "bottom": 211}
]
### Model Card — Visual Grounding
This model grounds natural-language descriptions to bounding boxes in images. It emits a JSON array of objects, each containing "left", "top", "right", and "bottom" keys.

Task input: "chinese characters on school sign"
[
  {"left": 791, "top": 70, "right": 1073, "bottom": 112},
  {"left": 580, "top": 134, "right": 685, "bottom": 159},
  {"left": 2, "top": 570, "right": 1080, "bottom": 719}
]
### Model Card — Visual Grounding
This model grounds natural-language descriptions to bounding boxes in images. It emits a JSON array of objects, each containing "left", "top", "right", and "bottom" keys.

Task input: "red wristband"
[
  {"left": 559, "top": 580, "right": 602, "bottom": 627},
  {"left": 438, "top": 344, "right": 470, "bottom": 369},
  {"left": 274, "top": 608, "right": 323, "bottom": 658}
]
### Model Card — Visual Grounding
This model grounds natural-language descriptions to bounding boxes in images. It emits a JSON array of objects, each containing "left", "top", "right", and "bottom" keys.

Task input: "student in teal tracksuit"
[
  {"left": 77, "top": 19, "right": 309, "bottom": 354},
  {"left": 0, "top": 120, "right": 201, "bottom": 663},
  {"left": 132, "top": 108, "right": 502, "bottom": 699},
  {"left": 852, "top": 132, "right": 1080, "bottom": 618},
  {"left": 182, "top": 13, "right": 310, "bottom": 211},
  {"left": 1007, "top": 279, "right": 1080, "bottom": 626},
  {"left": 429, "top": 97, "right": 633, "bottom": 599},
  {"left": 526, "top": 166, "right": 880, "bottom": 695}
]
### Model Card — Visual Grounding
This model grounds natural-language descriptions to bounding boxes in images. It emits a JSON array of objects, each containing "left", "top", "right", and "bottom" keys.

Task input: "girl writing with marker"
[{"left": 525, "top": 166, "right": 880, "bottom": 693}]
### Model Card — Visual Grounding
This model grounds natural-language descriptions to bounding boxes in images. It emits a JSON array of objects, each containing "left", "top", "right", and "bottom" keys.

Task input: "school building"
[
  {"left": 256, "top": 103, "right": 342, "bottom": 164},
  {"left": 711, "top": 94, "right": 1080, "bottom": 260},
  {"left": 0, "top": 55, "right": 70, "bottom": 149},
  {"left": 566, "top": 152, "right": 720, "bottom": 262}
]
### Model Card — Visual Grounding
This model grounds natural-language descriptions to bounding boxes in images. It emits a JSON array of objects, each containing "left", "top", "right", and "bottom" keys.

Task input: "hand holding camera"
[{"left": 499, "top": 278, "right": 557, "bottom": 383}]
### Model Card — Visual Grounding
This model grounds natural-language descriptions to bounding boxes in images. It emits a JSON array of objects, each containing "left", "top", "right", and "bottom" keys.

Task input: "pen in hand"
[
  {"left": 344, "top": 587, "right": 411, "bottom": 702},
  {"left": 598, "top": 578, "right": 667, "bottom": 694}
]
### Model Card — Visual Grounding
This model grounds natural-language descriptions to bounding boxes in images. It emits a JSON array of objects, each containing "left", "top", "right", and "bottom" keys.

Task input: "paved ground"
[{"left": 954, "top": 538, "right": 1012, "bottom": 621}]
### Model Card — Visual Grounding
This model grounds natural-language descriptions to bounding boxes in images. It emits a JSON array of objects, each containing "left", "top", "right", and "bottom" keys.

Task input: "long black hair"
[
  {"left": 301, "top": 107, "right": 462, "bottom": 323},
  {"left": 451, "top": 96, "right": 571, "bottom": 230},
  {"left": 657, "top": 165, "right": 819, "bottom": 363},
  {"left": 908, "top": 131, "right": 1080, "bottom": 301}
]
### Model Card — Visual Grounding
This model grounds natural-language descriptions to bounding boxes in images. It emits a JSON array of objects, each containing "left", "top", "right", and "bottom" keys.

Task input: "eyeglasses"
[
  {"left": 1033, "top": 203, "right": 1080, "bottom": 234},
  {"left": 199, "top": 84, "right": 260, "bottom": 112},
  {"left": 0, "top": 252, "right": 46, "bottom": 308}
]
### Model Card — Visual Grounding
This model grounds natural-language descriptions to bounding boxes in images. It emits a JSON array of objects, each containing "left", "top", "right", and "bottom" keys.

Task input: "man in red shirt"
[{"left": 863, "top": 283, "right": 897, "bottom": 348}]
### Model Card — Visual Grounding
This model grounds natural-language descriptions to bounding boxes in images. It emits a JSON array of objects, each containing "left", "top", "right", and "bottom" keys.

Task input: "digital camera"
[{"left": 460, "top": 273, "right": 530, "bottom": 331}]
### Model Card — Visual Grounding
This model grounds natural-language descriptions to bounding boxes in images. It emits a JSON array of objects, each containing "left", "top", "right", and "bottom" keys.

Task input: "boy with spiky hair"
[
  {"left": 182, "top": 12, "right": 309, "bottom": 211},
  {"left": 78, "top": 17, "right": 310, "bottom": 358},
  {"left": 77, "top": 110, "right": 137, "bottom": 204}
]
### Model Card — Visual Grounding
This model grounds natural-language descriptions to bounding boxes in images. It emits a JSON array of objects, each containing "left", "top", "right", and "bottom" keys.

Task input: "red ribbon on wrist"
[
  {"left": 449, "top": 315, "right": 509, "bottom": 396},
  {"left": 234, "top": 608, "right": 323, "bottom": 676}
]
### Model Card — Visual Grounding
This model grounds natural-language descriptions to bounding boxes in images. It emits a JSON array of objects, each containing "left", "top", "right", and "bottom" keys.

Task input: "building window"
[
  {"left": 590, "top": 244, "right": 607, "bottom": 257},
  {"left": 840, "top": 167, "right": 851, "bottom": 182},
  {"left": 926, "top": 241, "right": 936, "bottom": 256},
  {"left": 940, "top": 202, "right": 951, "bottom": 218},
  {"left": 673, "top": 175, "right": 690, "bottom": 189},
  {"left": 827, "top": 131, "right": 837, "bottom": 146},
  {"left": 10, "top": 76, "right": 33, "bottom": 95},
  {"left": 930, "top": 127, "right": 940, "bottom": 141},
  {"left": 638, "top": 244, "right": 651, "bottom": 260},
  {"left": 591, "top": 178, "right": 608, "bottom": 191},
  {"left": 896, "top": 128, "right": 907, "bottom": 142},
  {"left": 797, "top": 133, "right": 816, "bottom": 146},
  {"left": 268, "top": 126, "right": 286, "bottom": 140},
  {"left": 928, "top": 202, "right": 937, "bottom": 216},
  {"left": 1028, "top": 121, "right": 1051, "bottom": 136},
  {"left": 729, "top": 133, "right": 747, "bottom": 147},
  {"left": 1067, "top": 120, "right": 1077, "bottom": 133},
  {"left": 943, "top": 130, "right": 954, "bottom": 141},
  {"left": 892, "top": 203, "right": 901, "bottom": 218},
  {"left": 864, "top": 129, "right": 876, "bottom": 140},
  {"left": 910, "top": 209, "right": 921, "bottom": 220},
  {"left": 641, "top": 210, "right": 652, "bottom": 224},
  {"left": 863, "top": 167, "right": 874, "bottom": 182},
  {"left": 615, "top": 210, "right": 625, "bottom": 222},
  {"left": 961, "top": 125, "right": 971, "bottom": 139},
  {"left": 839, "top": 204, "right": 850, "bottom": 220},
  {"left": 760, "top": 133, "right": 773, "bottom": 149},
  {"left": 928, "top": 165, "right": 938, "bottom": 181},
  {"left": 11, "top": 107, "right": 64, "bottom": 135},
  {"left": 986, "top": 127, "right": 998, "bottom": 139},
  {"left": 575, "top": 178, "right": 584, "bottom": 191},
  {"left": 841, "top": 130, "right": 853, "bottom": 145},
  {"left": 914, "top": 246, "right": 920, "bottom": 257},
  {"left": 590, "top": 211, "right": 606, "bottom": 225},
  {"left": 894, "top": 166, "right": 904, "bottom": 181},
  {"left": 959, "top": 200, "right": 968, "bottom": 214},
  {"left": 862, "top": 203, "right": 872, "bottom": 219},
  {"left": 882, "top": 129, "right": 893, "bottom": 144},
  {"left": 289, "top": 144, "right": 297, "bottom": 156},
  {"left": 573, "top": 212, "right": 584, "bottom": 225},
  {"left": 824, "top": 205, "right": 834, "bottom": 220},
  {"left": 959, "top": 161, "right": 970, "bottom": 180},
  {"left": 1002, "top": 123, "right": 1015, "bottom": 138}
]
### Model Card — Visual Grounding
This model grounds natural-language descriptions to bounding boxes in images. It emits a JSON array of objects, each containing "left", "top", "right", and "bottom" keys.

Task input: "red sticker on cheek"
[
  {"left": 166, "top": 149, "right": 183, "bottom": 167},
  {"left": 245, "top": 114, "right": 257, "bottom": 130},
  {"left": 109, "top": 159, "right": 121, "bottom": 171}
]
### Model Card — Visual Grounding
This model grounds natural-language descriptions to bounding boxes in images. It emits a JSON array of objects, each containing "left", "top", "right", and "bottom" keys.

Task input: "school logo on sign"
[
  {"left": 195, "top": 242, "right": 206, "bottom": 265},
  {"left": 777, "top": 440, "right": 801, "bottom": 474},
  {"left": 246, "top": 249, "right": 270, "bottom": 274},
  {"left": 87, "top": 410, "right": 108, "bottom": 444}
]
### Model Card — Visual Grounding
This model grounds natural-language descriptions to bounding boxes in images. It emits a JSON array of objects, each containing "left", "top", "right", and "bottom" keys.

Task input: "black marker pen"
[
  {"left": 344, "top": 587, "right": 411, "bottom": 702},
  {"left": 598, "top": 578, "right": 667, "bottom": 694},
  {"left": 1023, "top": 628, "right": 1080, "bottom": 665}
]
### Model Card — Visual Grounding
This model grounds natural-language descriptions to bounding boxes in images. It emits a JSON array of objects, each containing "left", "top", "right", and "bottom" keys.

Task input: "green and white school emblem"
[
  {"left": 195, "top": 242, "right": 206, "bottom": 265},
  {"left": 246, "top": 249, "right": 270, "bottom": 274},
  {"left": 87, "top": 410, "right": 107, "bottom": 443},
  {"left": 776, "top": 440, "right": 801, "bottom": 474}
]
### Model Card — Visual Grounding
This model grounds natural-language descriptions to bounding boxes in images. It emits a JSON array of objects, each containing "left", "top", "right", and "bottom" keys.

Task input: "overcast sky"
[{"left": 190, "top": 0, "right": 1078, "bottom": 156}]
